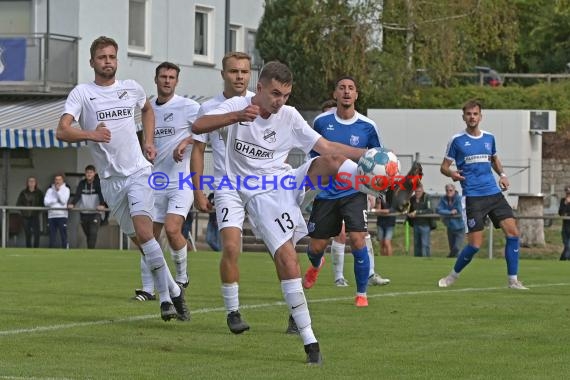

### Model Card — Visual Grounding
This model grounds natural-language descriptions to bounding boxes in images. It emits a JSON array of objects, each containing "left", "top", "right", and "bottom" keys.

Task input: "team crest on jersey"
[
  {"left": 263, "top": 129, "right": 276, "bottom": 143},
  {"left": 350, "top": 135, "right": 360, "bottom": 146},
  {"left": 164, "top": 113, "right": 174, "bottom": 122},
  {"left": 484, "top": 142, "right": 492, "bottom": 151},
  {"left": 155, "top": 127, "right": 175, "bottom": 138},
  {"left": 117, "top": 90, "right": 129, "bottom": 99},
  {"left": 234, "top": 139, "right": 274, "bottom": 159},
  {"left": 327, "top": 124, "right": 334, "bottom": 131},
  {"left": 468, "top": 218, "right": 476, "bottom": 228}
]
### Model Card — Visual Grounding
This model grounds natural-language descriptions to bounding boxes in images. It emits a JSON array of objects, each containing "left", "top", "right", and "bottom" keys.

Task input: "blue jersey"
[
  {"left": 445, "top": 130, "right": 501, "bottom": 197},
  {"left": 311, "top": 110, "right": 382, "bottom": 199}
]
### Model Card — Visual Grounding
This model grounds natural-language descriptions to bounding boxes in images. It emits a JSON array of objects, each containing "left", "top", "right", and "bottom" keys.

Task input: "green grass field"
[{"left": 1, "top": 247, "right": 569, "bottom": 380}]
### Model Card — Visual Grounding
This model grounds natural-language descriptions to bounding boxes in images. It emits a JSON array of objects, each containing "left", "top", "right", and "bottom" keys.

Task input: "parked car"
[{"left": 474, "top": 66, "right": 503, "bottom": 87}]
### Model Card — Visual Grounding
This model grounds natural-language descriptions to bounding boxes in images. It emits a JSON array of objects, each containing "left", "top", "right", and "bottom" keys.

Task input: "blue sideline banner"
[{"left": 0, "top": 38, "right": 26, "bottom": 81}]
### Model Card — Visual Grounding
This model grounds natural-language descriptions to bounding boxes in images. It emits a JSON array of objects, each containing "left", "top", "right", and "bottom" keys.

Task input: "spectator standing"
[
  {"left": 68, "top": 165, "right": 106, "bottom": 249},
  {"left": 373, "top": 193, "right": 396, "bottom": 256},
  {"left": 16, "top": 176, "right": 44, "bottom": 248},
  {"left": 44, "top": 173, "right": 70, "bottom": 248},
  {"left": 408, "top": 183, "right": 434, "bottom": 257},
  {"left": 559, "top": 185, "right": 570, "bottom": 261},
  {"left": 436, "top": 184, "right": 465, "bottom": 258},
  {"left": 206, "top": 193, "right": 221, "bottom": 251}
]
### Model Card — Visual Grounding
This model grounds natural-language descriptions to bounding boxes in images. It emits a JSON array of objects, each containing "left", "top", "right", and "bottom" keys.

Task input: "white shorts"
[
  {"left": 152, "top": 185, "right": 193, "bottom": 223},
  {"left": 214, "top": 189, "right": 246, "bottom": 230},
  {"left": 245, "top": 159, "right": 314, "bottom": 256},
  {"left": 101, "top": 167, "right": 154, "bottom": 237}
]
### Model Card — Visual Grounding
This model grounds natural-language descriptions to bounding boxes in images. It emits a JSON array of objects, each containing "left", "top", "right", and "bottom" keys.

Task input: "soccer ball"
[{"left": 357, "top": 147, "right": 401, "bottom": 192}]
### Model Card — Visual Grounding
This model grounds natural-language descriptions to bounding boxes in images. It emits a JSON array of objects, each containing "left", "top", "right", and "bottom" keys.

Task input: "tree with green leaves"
[{"left": 257, "top": 0, "right": 380, "bottom": 110}]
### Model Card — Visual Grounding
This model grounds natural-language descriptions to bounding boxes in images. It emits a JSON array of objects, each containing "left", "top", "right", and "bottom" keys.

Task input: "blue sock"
[
  {"left": 453, "top": 245, "right": 479, "bottom": 273},
  {"left": 307, "top": 248, "right": 324, "bottom": 268},
  {"left": 505, "top": 236, "right": 519, "bottom": 276},
  {"left": 352, "top": 246, "right": 370, "bottom": 294}
]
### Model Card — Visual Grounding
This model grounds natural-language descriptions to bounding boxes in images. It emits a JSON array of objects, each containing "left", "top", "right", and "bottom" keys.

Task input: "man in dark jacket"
[
  {"left": 408, "top": 184, "right": 435, "bottom": 257},
  {"left": 559, "top": 185, "right": 570, "bottom": 261},
  {"left": 16, "top": 176, "right": 44, "bottom": 248},
  {"left": 68, "top": 165, "right": 106, "bottom": 249}
]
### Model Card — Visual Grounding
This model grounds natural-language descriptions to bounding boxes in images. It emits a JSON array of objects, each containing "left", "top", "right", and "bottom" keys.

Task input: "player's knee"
[{"left": 164, "top": 223, "right": 181, "bottom": 239}]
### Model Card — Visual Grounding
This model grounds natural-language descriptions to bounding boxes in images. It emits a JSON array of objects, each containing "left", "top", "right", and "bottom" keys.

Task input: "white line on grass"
[
  {"left": 1, "top": 282, "right": 568, "bottom": 337},
  {"left": 0, "top": 377, "right": 72, "bottom": 380}
]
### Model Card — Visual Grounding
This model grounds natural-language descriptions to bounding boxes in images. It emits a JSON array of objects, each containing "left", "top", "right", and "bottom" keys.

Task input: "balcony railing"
[{"left": 0, "top": 33, "right": 79, "bottom": 95}]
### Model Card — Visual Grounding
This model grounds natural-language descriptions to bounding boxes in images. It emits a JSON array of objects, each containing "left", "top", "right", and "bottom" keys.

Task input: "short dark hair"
[
  {"left": 334, "top": 75, "right": 358, "bottom": 90},
  {"left": 222, "top": 52, "right": 251, "bottom": 71},
  {"left": 320, "top": 99, "right": 337, "bottom": 112},
  {"left": 155, "top": 61, "right": 180, "bottom": 79},
  {"left": 462, "top": 99, "right": 482, "bottom": 113},
  {"left": 90, "top": 36, "right": 118, "bottom": 60},
  {"left": 258, "top": 61, "right": 292, "bottom": 86},
  {"left": 85, "top": 165, "right": 96, "bottom": 172}
]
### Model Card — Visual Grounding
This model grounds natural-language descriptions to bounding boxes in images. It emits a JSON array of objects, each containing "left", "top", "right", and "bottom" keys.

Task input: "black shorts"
[
  {"left": 465, "top": 193, "right": 514, "bottom": 232},
  {"left": 307, "top": 192, "right": 368, "bottom": 239}
]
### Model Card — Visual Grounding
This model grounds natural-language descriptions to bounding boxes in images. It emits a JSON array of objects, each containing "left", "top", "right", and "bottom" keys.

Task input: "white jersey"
[
  {"left": 152, "top": 94, "right": 200, "bottom": 185},
  {"left": 63, "top": 79, "right": 150, "bottom": 178},
  {"left": 208, "top": 96, "right": 321, "bottom": 203},
  {"left": 193, "top": 91, "right": 255, "bottom": 182}
]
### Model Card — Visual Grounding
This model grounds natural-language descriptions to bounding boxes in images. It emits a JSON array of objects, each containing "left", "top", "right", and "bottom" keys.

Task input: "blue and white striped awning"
[{"left": 0, "top": 97, "right": 87, "bottom": 148}]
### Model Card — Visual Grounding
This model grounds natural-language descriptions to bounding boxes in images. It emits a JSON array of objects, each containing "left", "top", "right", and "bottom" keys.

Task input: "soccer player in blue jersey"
[
  {"left": 437, "top": 99, "right": 527, "bottom": 290},
  {"left": 302, "top": 76, "right": 389, "bottom": 307}
]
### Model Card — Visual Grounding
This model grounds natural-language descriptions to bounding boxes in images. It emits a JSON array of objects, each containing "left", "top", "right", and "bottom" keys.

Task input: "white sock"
[
  {"left": 222, "top": 282, "right": 240, "bottom": 314},
  {"left": 331, "top": 240, "right": 346, "bottom": 281},
  {"left": 170, "top": 245, "right": 188, "bottom": 284},
  {"left": 140, "top": 256, "right": 155, "bottom": 294},
  {"left": 281, "top": 278, "right": 317, "bottom": 345},
  {"left": 365, "top": 234, "right": 376, "bottom": 277},
  {"left": 141, "top": 239, "right": 180, "bottom": 303}
]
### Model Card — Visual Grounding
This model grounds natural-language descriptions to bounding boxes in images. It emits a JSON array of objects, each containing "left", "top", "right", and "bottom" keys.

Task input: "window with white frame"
[
  {"left": 194, "top": 6, "right": 214, "bottom": 64},
  {"left": 246, "top": 30, "right": 262, "bottom": 68},
  {"left": 229, "top": 24, "right": 243, "bottom": 52},
  {"left": 128, "top": 0, "right": 151, "bottom": 55}
]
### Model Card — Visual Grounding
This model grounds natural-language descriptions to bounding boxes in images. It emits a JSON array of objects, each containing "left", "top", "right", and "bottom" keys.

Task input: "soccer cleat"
[
  {"left": 438, "top": 274, "right": 457, "bottom": 288},
  {"left": 227, "top": 311, "right": 250, "bottom": 334},
  {"left": 171, "top": 287, "right": 191, "bottom": 321},
  {"left": 334, "top": 277, "right": 349, "bottom": 287},
  {"left": 176, "top": 280, "right": 189, "bottom": 289},
  {"left": 508, "top": 279, "right": 529, "bottom": 290},
  {"left": 304, "top": 342, "right": 323, "bottom": 366},
  {"left": 355, "top": 295, "right": 368, "bottom": 307},
  {"left": 285, "top": 315, "right": 300, "bottom": 335},
  {"left": 160, "top": 302, "right": 178, "bottom": 322},
  {"left": 132, "top": 289, "right": 156, "bottom": 301},
  {"left": 303, "top": 257, "right": 325, "bottom": 289},
  {"left": 368, "top": 273, "right": 390, "bottom": 286}
]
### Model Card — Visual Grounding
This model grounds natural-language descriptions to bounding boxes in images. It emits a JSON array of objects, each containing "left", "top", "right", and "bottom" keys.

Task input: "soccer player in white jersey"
[
  {"left": 175, "top": 52, "right": 255, "bottom": 334},
  {"left": 191, "top": 61, "right": 370, "bottom": 365},
  {"left": 132, "top": 62, "right": 199, "bottom": 318},
  {"left": 437, "top": 99, "right": 527, "bottom": 290},
  {"left": 56, "top": 36, "right": 189, "bottom": 321}
]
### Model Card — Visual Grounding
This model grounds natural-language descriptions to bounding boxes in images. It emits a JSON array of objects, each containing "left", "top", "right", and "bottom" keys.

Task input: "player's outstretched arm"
[
  {"left": 56, "top": 114, "right": 111, "bottom": 143},
  {"left": 192, "top": 105, "right": 259, "bottom": 135},
  {"left": 312, "top": 137, "right": 365, "bottom": 161}
]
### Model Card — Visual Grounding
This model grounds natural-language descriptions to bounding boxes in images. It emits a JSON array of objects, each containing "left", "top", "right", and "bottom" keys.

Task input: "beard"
[{"left": 94, "top": 66, "right": 116, "bottom": 79}]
